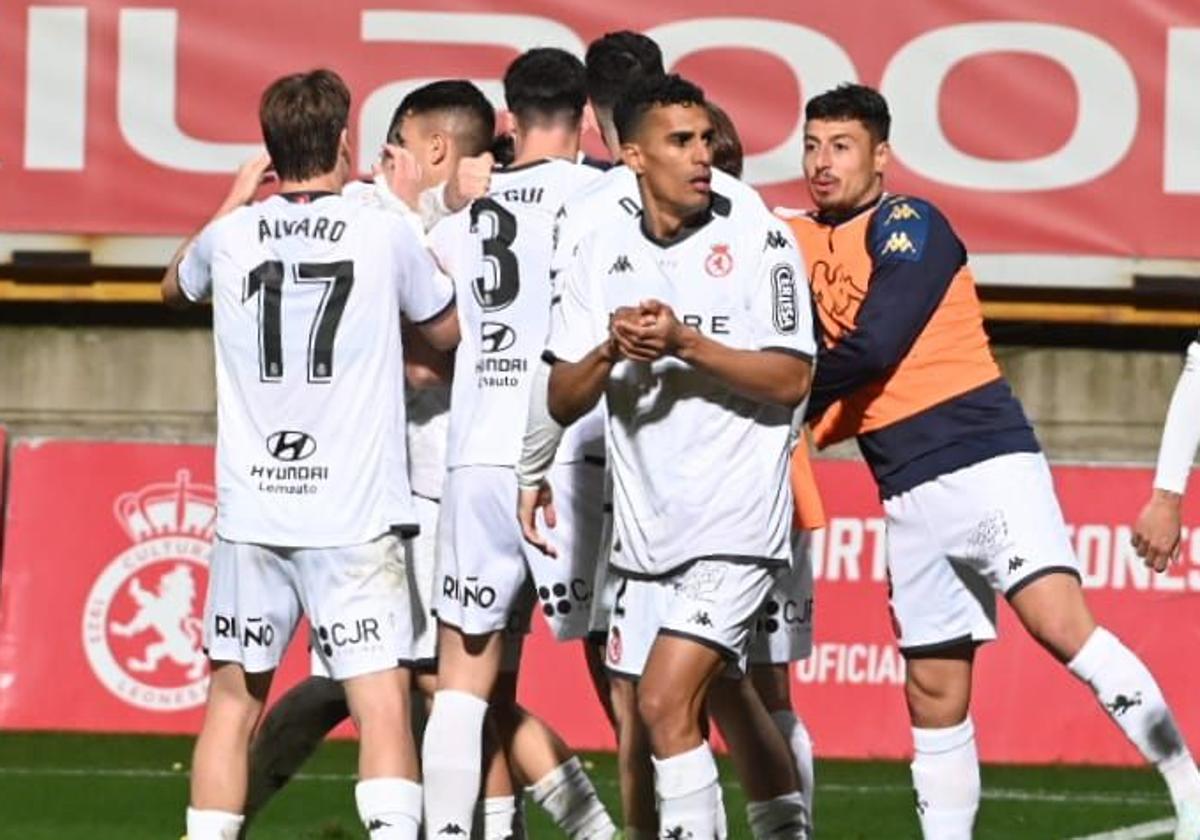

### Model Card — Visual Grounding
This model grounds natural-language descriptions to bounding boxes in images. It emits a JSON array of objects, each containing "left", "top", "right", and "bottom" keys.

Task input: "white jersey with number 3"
[
  {"left": 430, "top": 159, "right": 601, "bottom": 469},
  {"left": 178, "top": 192, "right": 454, "bottom": 547}
]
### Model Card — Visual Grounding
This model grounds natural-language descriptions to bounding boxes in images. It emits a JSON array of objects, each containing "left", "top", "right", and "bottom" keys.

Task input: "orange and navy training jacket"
[{"left": 788, "top": 194, "right": 1039, "bottom": 498}]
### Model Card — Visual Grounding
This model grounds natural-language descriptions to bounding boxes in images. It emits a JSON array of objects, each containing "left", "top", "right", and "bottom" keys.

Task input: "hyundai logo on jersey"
[
  {"left": 265, "top": 430, "right": 317, "bottom": 462},
  {"left": 480, "top": 322, "right": 517, "bottom": 354}
]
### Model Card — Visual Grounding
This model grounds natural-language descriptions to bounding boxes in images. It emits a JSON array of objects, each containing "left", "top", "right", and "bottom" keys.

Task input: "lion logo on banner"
[
  {"left": 82, "top": 470, "right": 215, "bottom": 712},
  {"left": 109, "top": 564, "right": 206, "bottom": 681}
]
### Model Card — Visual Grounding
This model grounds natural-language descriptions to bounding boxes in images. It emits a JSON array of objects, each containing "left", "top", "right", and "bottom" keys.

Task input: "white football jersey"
[
  {"left": 551, "top": 166, "right": 769, "bottom": 463},
  {"left": 546, "top": 190, "right": 815, "bottom": 578},
  {"left": 430, "top": 158, "right": 602, "bottom": 468},
  {"left": 178, "top": 192, "right": 454, "bottom": 547}
]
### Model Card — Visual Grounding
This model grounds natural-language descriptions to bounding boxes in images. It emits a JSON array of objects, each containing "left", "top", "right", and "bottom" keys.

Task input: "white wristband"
[{"left": 516, "top": 361, "right": 565, "bottom": 490}]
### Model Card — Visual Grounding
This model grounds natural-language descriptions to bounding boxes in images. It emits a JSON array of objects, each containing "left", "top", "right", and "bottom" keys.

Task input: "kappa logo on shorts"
[
  {"left": 83, "top": 471, "right": 215, "bottom": 712},
  {"left": 437, "top": 823, "right": 467, "bottom": 836},
  {"left": 537, "top": 578, "right": 591, "bottom": 618},
  {"left": 1106, "top": 691, "right": 1143, "bottom": 717},
  {"left": 688, "top": 610, "right": 714, "bottom": 628},
  {"left": 1007, "top": 556, "right": 1027, "bottom": 574}
]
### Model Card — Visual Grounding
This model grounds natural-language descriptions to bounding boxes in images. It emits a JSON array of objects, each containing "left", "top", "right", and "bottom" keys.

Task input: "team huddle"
[{"left": 162, "top": 29, "right": 1200, "bottom": 840}]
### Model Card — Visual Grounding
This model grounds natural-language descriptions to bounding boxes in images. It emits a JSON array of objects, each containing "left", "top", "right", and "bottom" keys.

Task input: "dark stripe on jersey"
[
  {"left": 583, "top": 454, "right": 606, "bottom": 467},
  {"left": 582, "top": 155, "right": 613, "bottom": 171},
  {"left": 1004, "top": 566, "right": 1081, "bottom": 600},
  {"left": 410, "top": 294, "right": 456, "bottom": 327},
  {"left": 279, "top": 190, "right": 338, "bottom": 203},
  {"left": 611, "top": 553, "right": 787, "bottom": 582},
  {"left": 638, "top": 192, "right": 731, "bottom": 249},
  {"left": 761, "top": 346, "right": 814, "bottom": 363},
  {"left": 899, "top": 634, "right": 979, "bottom": 659},
  {"left": 499, "top": 158, "right": 555, "bottom": 174},
  {"left": 858, "top": 379, "right": 1041, "bottom": 499},
  {"left": 658, "top": 628, "right": 740, "bottom": 664}
]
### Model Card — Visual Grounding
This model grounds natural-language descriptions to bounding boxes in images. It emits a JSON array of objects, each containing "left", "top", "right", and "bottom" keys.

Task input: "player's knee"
[
  {"left": 637, "top": 681, "right": 691, "bottom": 737},
  {"left": 904, "top": 659, "right": 971, "bottom": 728},
  {"left": 1025, "top": 610, "right": 1096, "bottom": 662}
]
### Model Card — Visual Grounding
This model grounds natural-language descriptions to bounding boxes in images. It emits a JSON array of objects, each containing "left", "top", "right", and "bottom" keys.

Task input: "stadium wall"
[{"left": 0, "top": 442, "right": 1194, "bottom": 766}]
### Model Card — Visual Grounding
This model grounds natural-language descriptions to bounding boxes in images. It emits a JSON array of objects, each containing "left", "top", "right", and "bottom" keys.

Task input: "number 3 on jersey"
[
  {"left": 470, "top": 198, "right": 520, "bottom": 312},
  {"left": 244, "top": 260, "right": 354, "bottom": 383}
]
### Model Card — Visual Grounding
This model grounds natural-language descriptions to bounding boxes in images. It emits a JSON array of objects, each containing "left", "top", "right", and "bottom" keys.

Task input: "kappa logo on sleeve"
[{"left": 771, "top": 263, "right": 799, "bottom": 334}]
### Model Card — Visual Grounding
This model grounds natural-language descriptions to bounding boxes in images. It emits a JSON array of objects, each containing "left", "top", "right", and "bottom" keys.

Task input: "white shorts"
[
  {"left": 884, "top": 451, "right": 1080, "bottom": 656},
  {"left": 748, "top": 531, "right": 815, "bottom": 666},
  {"left": 604, "top": 560, "right": 778, "bottom": 680},
  {"left": 405, "top": 494, "right": 440, "bottom": 669},
  {"left": 205, "top": 533, "right": 411, "bottom": 681},
  {"left": 435, "top": 463, "right": 604, "bottom": 639}
]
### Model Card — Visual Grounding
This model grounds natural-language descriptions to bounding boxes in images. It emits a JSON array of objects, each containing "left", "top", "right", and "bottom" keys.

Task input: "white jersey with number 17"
[
  {"left": 430, "top": 158, "right": 601, "bottom": 469},
  {"left": 178, "top": 192, "right": 454, "bottom": 547}
]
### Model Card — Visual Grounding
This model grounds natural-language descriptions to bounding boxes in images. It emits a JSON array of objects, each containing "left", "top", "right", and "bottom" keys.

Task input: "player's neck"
[
  {"left": 511, "top": 128, "right": 580, "bottom": 167},
  {"left": 278, "top": 170, "right": 345, "bottom": 196},
  {"left": 640, "top": 193, "right": 708, "bottom": 243}
]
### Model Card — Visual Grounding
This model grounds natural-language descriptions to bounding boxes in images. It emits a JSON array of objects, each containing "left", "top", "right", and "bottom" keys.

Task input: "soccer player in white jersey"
[
  {"left": 234, "top": 79, "right": 497, "bottom": 835},
  {"left": 420, "top": 49, "right": 615, "bottom": 839},
  {"left": 161, "top": 70, "right": 459, "bottom": 840},
  {"left": 544, "top": 74, "right": 815, "bottom": 838}
]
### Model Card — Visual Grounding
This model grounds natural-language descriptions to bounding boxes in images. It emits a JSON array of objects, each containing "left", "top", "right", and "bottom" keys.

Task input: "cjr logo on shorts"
[
  {"left": 265, "top": 430, "right": 317, "bottom": 462},
  {"left": 83, "top": 470, "right": 215, "bottom": 712}
]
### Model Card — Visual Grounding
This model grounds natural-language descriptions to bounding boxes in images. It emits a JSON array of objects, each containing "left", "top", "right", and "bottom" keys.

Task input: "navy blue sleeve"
[{"left": 805, "top": 197, "right": 967, "bottom": 421}]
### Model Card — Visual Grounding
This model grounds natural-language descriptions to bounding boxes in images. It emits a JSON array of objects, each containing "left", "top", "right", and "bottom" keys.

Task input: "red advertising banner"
[
  {"left": 1, "top": 439, "right": 1197, "bottom": 768},
  {"left": 2, "top": 1, "right": 1200, "bottom": 260}
]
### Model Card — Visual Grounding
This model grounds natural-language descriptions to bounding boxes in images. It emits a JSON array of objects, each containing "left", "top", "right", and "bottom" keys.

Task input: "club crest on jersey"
[
  {"left": 705, "top": 244, "right": 733, "bottom": 277},
  {"left": 82, "top": 471, "right": 215, "bottom": 712}
]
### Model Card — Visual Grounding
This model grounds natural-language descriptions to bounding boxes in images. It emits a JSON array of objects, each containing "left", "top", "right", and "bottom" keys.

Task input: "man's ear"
[
  {"left": 620, "top": 142, "right": 644, "bottom": 175},
  {"left": 429, "top": 132, "right": 449, "bottom": 168},
  {"left": 496, "top": 109, "right": 516, "bottom": 137},
  {"left": 873, "top": 139, "right": 891, "bottom": 176}
]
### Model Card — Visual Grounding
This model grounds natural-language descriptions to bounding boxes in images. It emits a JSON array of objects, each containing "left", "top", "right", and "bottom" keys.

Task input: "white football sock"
[
  {"left": 527, "top": 755, "right": 616, "bottom": 839},
  {"left": 910, "top": 719, "right": 979, "bottom": 840},
  {"left": 653, "top": 743, "right": 723, "bottom": 840},
  {"left": 1068, "top": 627, "right": 1200, "bottom": 808},
  {"left": 747, "top": 792, "right": 810, "bottom": 839},
  {"left": 422, "top": 690, "right": 489, "bottom": 839},
  {"left": 474, "top": 795, "right": 519, "bottom": 840},
  {"left": 185, "top": 807, "right": 243, "bottom": 840},
  {"left": 355, "top": 777, "right": 422, "bottom": 840},
  {"left": 770, "top": 709, "right": 815, "bottom": 820}
]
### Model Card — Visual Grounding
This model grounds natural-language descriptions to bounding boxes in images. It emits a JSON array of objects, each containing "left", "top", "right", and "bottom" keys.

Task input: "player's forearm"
[
  {"left": 547, "top": 345, "right": 613, "bottom": 426},
  {"left": 160, "top": 232, "right": 200, "bottom": 308},
  {"left": 676, "top": 329, "right": 812, "bottom": 407},
  {"left": 517, "top": 362, "right": 566, "bottom": 490},
  {"left": 1153, "top": 341, "right": 1200, "bottom": 494}
]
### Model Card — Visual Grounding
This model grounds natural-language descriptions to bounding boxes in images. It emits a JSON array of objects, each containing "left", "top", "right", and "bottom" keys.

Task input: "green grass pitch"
[{"left": 0, "top": 732, "right": 1177, "bottom": 838}]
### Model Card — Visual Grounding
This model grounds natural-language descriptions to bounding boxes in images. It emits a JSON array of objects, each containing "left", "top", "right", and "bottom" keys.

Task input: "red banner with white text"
[
  {"left": 1, "top": 440, "right": 1197, "bottom": 766},
  {"left": 2, "top": 1, "right": 1200, "bottom": 262}
]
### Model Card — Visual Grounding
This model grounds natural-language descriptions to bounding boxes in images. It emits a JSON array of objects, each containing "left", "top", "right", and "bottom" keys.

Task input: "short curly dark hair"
[{"left": 804, "top": 83, "right": 891, "bottom": 143}]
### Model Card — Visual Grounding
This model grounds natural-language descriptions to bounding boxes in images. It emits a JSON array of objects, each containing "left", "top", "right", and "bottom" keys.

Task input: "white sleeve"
[
  {"left": 516, "top": 360, "right": 566, "bottom": 490},
  {"left": 370, "top": 174, "right": 428, "bottom": 242},
  {"left": 1153, "top": 340, "right": 1200, "bottom": 494},
  {"left": 391, "top": 217, "right": 454, "bottom": 324},
  {"left": 418, "top": 183, "right": 454, "bottom": 232},
  {"left": 748, "top": 220, "right": 815, "bottom": 359},
  {"left": 545, "top": 237, "right": 601, "bottom": 364},
  {"left": 177, "top": 222, "right": 217, "bottom": 303}
]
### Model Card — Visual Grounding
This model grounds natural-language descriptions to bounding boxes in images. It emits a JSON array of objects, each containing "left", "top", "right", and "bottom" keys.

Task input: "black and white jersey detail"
[{"left": 429, "top": 158, "right": 602, "bottom": 469}]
